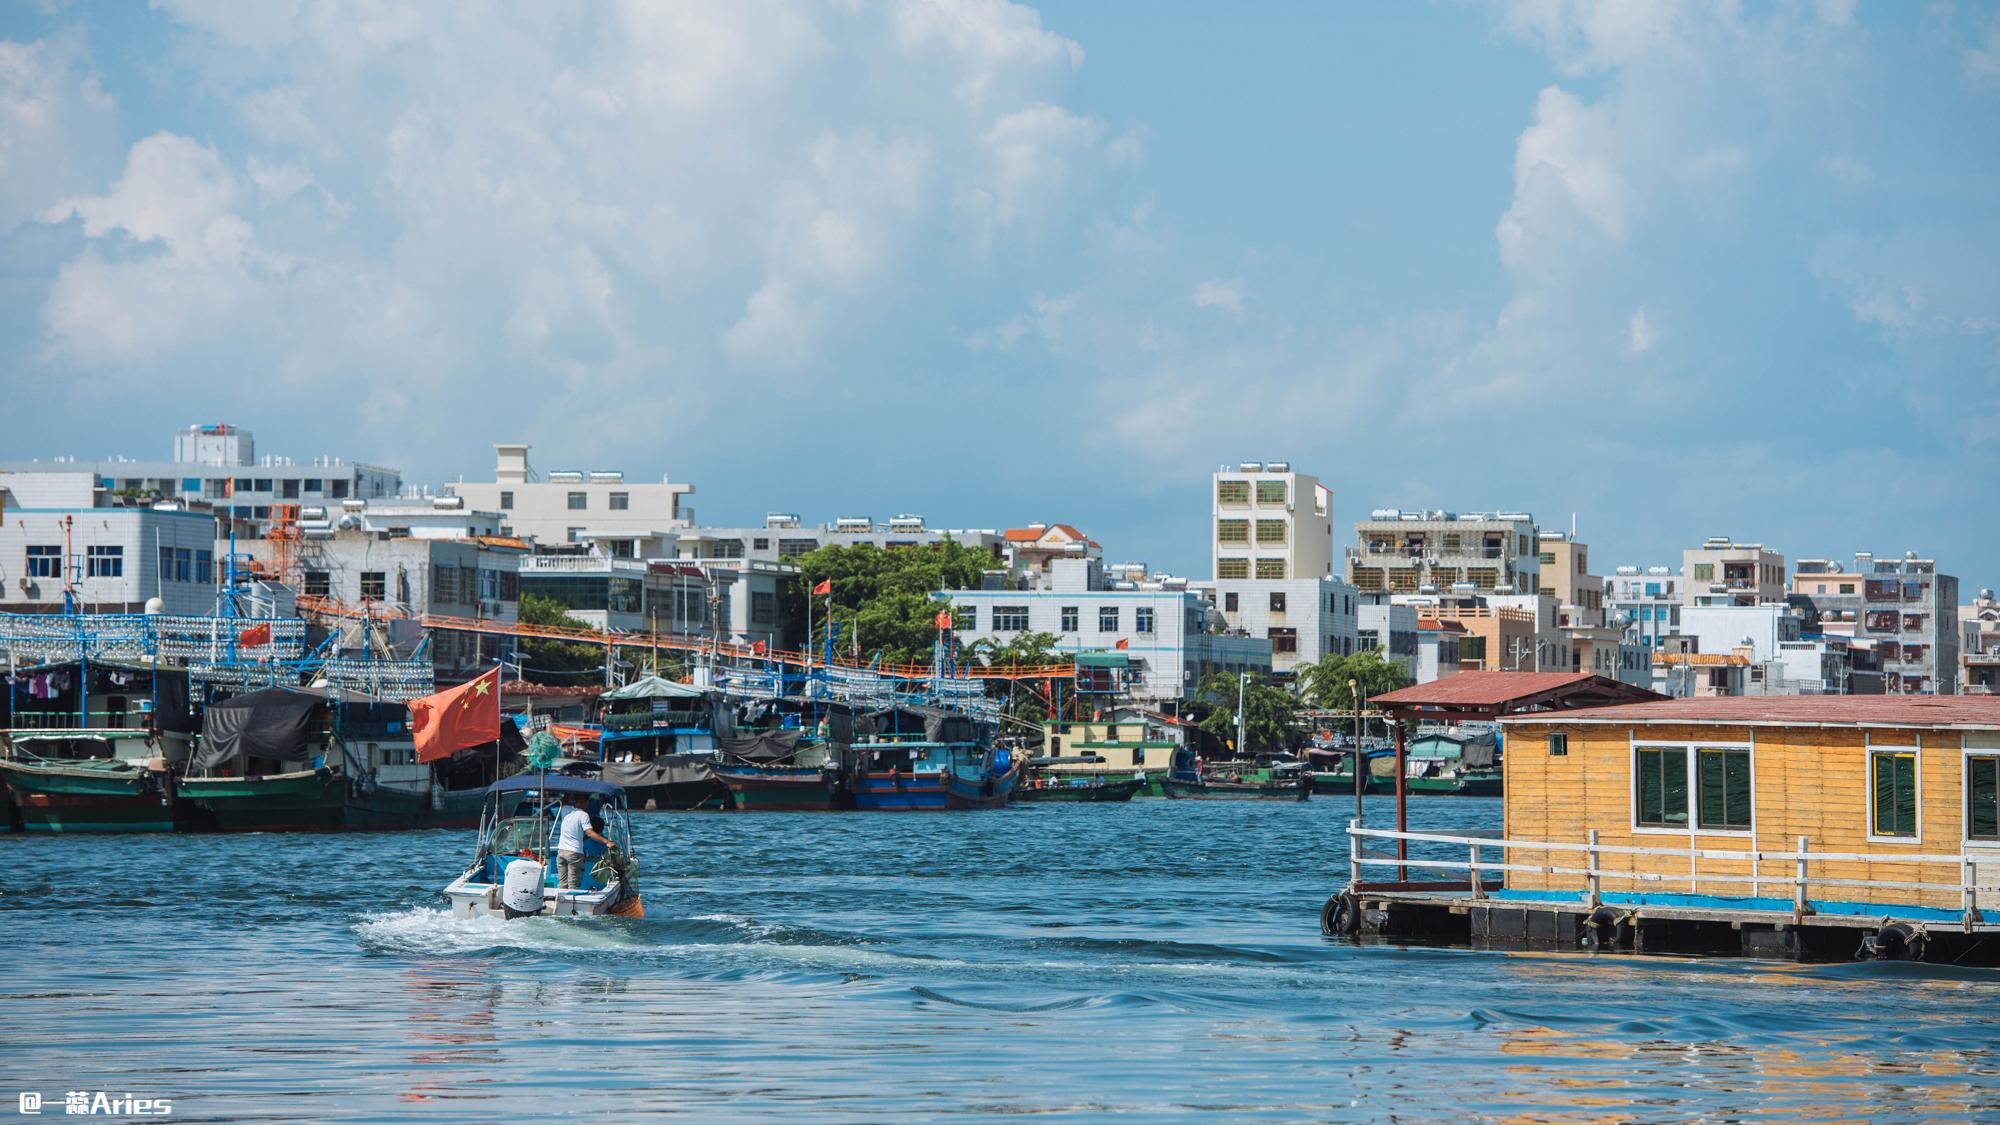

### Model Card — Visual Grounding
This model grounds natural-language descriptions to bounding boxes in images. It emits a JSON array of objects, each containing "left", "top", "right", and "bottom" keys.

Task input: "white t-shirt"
[{"left": 555, "top": 807, "right": 592, "bottom": 854}]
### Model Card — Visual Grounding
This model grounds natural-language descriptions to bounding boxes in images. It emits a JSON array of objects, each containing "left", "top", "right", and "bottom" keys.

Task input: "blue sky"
[{"left": 3, "top": 1, "right": 1997, "bottom": 591}]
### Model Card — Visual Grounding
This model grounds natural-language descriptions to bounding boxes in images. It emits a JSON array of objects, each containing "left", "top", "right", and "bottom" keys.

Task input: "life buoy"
[
  {"left": 1320, "top": 891, "right": 1361, "bottom": 936},
  {"left": 1581, "top": 906, "right": 1632, "bottom": 950}
]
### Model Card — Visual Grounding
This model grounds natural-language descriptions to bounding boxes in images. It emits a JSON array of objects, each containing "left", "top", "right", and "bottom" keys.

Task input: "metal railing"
[{"left": 1346, "top": 821, "right": 2000, "bottom": 928}]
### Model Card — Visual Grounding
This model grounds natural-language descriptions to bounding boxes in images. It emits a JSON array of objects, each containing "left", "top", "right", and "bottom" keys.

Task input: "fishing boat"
[
  {"left": 0, "top": 660, "right": 200, "bottom": 833},
  {"left": 1015, "top": 771, "right": 1145, "bottom": 803},
  {"left": 1162, "top": 759, "right": 1312, "bottom": 801},
  {"left": 590, "top": 677, "right": 733, "bottom": 810},
  {"left": 443, "top": 775, "right": 642, "bottom": 919},
  {"left": 709, "top": 736, "right": 850, "bottom": 811},
  {"left": 1305, "top": 746, "right": 1395, "bottom": 796},
  {"left": 176, "top": 686, "right": 499, "bottom": 831},
  {"left": 1403, "top": 731, "right": 1503, "bottom": 797}
]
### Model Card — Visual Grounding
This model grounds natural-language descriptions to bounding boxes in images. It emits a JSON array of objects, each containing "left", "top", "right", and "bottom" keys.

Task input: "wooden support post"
[
  {"left": 1964, "top": 853, "right": 1978, "bottom": 932},
  {"left": 1470, "top": 840, "right": 1485, "bottom": 900},
  {"left": 1348, "top": 818, "right": 1362, "bottom": 889},
  {"left": 1793, "top": 835, "right": 1809, "bottom": 919},
  {"left": 1587, "top": 829, "right": 1601, "bottom": 908},
  {"left": 1393, "top": 718, "right": 1407, "bottom": 881}
]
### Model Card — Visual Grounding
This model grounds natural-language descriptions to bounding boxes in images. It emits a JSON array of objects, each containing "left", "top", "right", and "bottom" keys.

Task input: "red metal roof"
[
  {"left": 1372, "top": 671, "right": 1620, "bottom": 708},
  {"left": 1503, "top": 695, "right": 2000, "bottom": 729}
]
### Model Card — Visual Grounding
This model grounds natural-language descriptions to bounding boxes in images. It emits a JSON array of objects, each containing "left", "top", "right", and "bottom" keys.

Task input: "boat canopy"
[
  {"left": 487, "top": 774, "right": 625, "bottom": 798},
  {"left": 192, "top": 686, "right": 324, "bottom": 772},
  {"left": 600, "top": 676, "right": 707, "bottom": 701}
]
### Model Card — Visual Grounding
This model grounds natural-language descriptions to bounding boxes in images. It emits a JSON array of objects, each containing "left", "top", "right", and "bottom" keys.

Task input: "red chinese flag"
[
  {"left": 409, "top": 668, "right": 501, "bottom": 763},
  {"left": 934, "top": 610, "right": 954, "bottom": 629},
  {"left": 812, "top": 578, "right": 832, "bottom": 596},
  {"left": 237, "top": 622, "right": 272, "bottom": 648},
  {"left": 1114, "top": 638, "right": 1130, "bottom": 650}
]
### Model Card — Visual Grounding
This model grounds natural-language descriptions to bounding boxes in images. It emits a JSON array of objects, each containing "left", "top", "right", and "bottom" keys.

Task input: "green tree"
[
  {"left": 1299, "top": 649, "right": 1413, "bottom": 714},
  {"left": 515, "top": 592, "right": 607, "bottom": 685},
  {"left": 788, "top": 541, "right": 994, "bottom": 666},
  {"left": 1196, "top": 671, "right": 1301, "bottom": 757},
  {"left": 970, "top": 631, "right": 1074, "bottom": 731}
]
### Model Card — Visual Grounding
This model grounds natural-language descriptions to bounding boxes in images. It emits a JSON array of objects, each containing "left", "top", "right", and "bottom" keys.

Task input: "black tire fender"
[
  {"left": 1581, "top": 906, "right": 1631, "bottom": 950},
  {"left": 1320, "top": 891, "right": 1361, "bottom": 936}
]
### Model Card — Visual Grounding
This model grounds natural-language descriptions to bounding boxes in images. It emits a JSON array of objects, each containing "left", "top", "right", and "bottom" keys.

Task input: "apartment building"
[
  {"left": 1793, "top": 553, "right": 1960, "bottom": 693},
  {"left": 449, "top": 443, "right": 694, "bottom": 558},
  {"left": 946, "top": 557, "right": 1270, "bottom": 703},
  {"left": 1413, "top": 603, "right": 1538, "bottom": 673},
  {"left": 1357, "top": 602, "right": 1418, "bottom": 675},
  {"left": 673, "top": 513, "right": 1002, "bottom": 565},
  {"left": 1208, "top": 576, "right": 1360, "bottom": 675},
  {"left": 1608, "top": 565, "right": 1682, "bottom": 650},
  {"left": 1682, "top": 537, "right": 1786, "bottom": 607},
  {"left": 0, "top": 471, "right": 220, "bottom": 615},
  {"left": 1211, "top": 462, "right": 1334, "bottom": 581},
  {"left": 1347, "top": 510, "right": 1540, "bottom": 597},
  {"left": 1679, "top": 603, "right": 1804, "bottom": 664},
  {"left": 1965, "top": 589, "right": 2000, "bottom": 695},
  {"left": 1414, "top": 620, "right": 1464, "bottom": 683},
  {"left": 0, "top": 423, "right": 399, "bottom": 530}
]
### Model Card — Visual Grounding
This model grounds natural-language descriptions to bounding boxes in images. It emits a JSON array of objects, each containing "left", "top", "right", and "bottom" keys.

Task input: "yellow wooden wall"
[{"left": 1503, "top": 720, "right": 1975, "bottom": 910}]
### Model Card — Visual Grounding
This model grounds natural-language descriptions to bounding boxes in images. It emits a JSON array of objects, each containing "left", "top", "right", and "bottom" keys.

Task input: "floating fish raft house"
[{"left": 1328, "top": 677, "right": 2000, "bottom": 963}]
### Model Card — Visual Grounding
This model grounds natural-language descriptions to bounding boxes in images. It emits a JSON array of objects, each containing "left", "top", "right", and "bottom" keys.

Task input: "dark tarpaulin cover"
[
  {"left": 861, "top": 706, "right": 933, "bottom": 738},
  {"left": 923, "top": 712, "right": 981, "bottom": 744},
  {"left": 152, "top": 668, "right": 196, "bottom": 734},
  {"left": 719, "top": 730, "right": 803, "bottom": 763},
  {"left": 194, "top": 687, "right": 324, "bottom": 771},
  {"left": 1459, "top": 734, "right": 1499, "bottom": 770},
  {"left": 602, "top": 755, "right": 716, "bottom": 789}
]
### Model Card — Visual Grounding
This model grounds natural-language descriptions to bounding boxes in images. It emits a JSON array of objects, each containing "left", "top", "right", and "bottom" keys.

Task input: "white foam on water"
[{"left": 353, "top": 907, "right": 642, "bottom": 957}]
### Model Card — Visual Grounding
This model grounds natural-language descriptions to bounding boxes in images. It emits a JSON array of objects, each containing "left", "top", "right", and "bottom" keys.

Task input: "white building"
[
  {"left": 944, "top": 558, "right": 1270, "bottom": 703},
  {"left": 0, "top": 472, "right": 220, "bottom": 615},
  {"left": 1679, "top": 603, "right": 1804, "bottom": 665},
  {"left": 673, "top": 512, "right": 1002, "bottom": 565},
  {"left": 448, "top": 443, "right": 694, "bottom": 558},
  {"left": 1211, "top": 462, "right": 1334, "bottom": 581},
  {"left": 1357, "top": 602, "right": 1418, "bottom": 675},
  {"left": 1683, "top": 536, "right": 1786, "bottom": 607},
  {"left": 1414, "top": 620, "right": 1464, "bottom": 684},
  {"left": 0, "top": 423, "right": 399, "bottom": 528},
  {"left": 1608, "top": 565, "right": 1682, "bottom": 651},
  {"left": 1207, "top": 577, "right": 1360, "bottom": 675},
  {"left": 1348, "top": 510, "right": 1541, "bottom": 597}
]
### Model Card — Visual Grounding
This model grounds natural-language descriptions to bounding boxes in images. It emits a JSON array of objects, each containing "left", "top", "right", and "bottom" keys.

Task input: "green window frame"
[
  {"left": 1217, "top": 559, "right": 1248, "bottom": 579},
  {"left": 1216, "top": 519, "right": 1249, "bottom": 544},
  {"left": 1696, "top": 747, "right": 1752, "bottom": 831},
  {"left": 1216, "top": 480, "right": 1249, "bottom": 504},
  {"left": 1254, "top": 480, "right": 1286, "bottom": 504},
  {"left": 1870, "top": 749, "right": 1918, "bottom": 839},
  {"left": 1635, "top": 746, "right": 1689, "bottom": 828},
  {"left": 1969, "top": 757, "right": 2000, "bottom": 841}
]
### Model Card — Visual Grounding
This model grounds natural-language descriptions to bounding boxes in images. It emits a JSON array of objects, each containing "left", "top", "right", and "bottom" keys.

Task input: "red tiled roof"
[
  {"left": 1502, "top": 695, "right": 2000, "bottom": 729},
  {"left": 1417, "top": 620, "right": 1467, "bottom": 633},
  {"left": 1373, "top": 671, "right": 1612, "bottom": 708}
]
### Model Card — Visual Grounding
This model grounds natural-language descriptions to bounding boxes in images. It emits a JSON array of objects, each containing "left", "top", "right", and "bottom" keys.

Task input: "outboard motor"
[{"left": 501, "top": 858, "right": 545, "bottom": 919}]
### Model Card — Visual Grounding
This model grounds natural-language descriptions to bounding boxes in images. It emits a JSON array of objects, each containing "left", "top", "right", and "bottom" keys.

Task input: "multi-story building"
[
  {"left": 1679, "top": 603, "right": 1804, "bottom": 665},
  {"left": 1794, "top": 553, "right": 1960, "bottom": 694},
  {"left": 1414, "top": 620, "right": 1464, "bottom": 684},
  {"left": 1347, "top": 510, "right": 1540, "bottom": 597},
  {"left": 1608, "top": 565, "right": 1682, "bottom": 651},
  {"left": 1211, "top": 462, "right": 1333, "bottom": 582},
  {"left": 1206, "top": 576, "right": 1360, "bottom": 675},
  {"left": 1413, "top": 602, "right": 1538, "bottom": 673},
  {"left": 1357, "top": 602, "right": 1418, "bottom": 675},
  {"left": 944, "top": 558, "right": 1270, "bottom": 703},
  {"left": 448, "top": 443, "right": 693, "bottom": 558},
  {"left": 1538, "top": 531, "right": 1606, "bottom": 627},
  {"left": 671, "top": 513, "right": 1003, "bottom": 565},
  {"left": 1965, "top": 589, "right": 2000, "bottom": 695},
  {"left": 1682, "top": 537, "right": 1786, "bottom": 607},
  {"left": 0, "top": 423, "right": 399, "bottom": 529},
  {"left": 1652, "top": 651, "right": 1750, "bottom": 697},
  {"left": 518, "top": 555, "right": 723, "bottom": 638},
  {"left": 1001, "top": 523, "right": 1099, "bottom": 576},
  {"left": 0, "top": 471, "right": 220, "bottom": 615}
]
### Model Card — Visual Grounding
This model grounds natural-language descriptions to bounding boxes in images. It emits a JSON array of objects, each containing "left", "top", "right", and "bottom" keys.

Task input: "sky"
[{"left": 2, "top": 1, "right": 1997, "bottom": 591}]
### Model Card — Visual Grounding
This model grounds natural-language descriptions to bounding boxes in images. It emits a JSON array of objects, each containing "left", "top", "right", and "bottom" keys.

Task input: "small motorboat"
[{"left": 443, "top": 775, "right": 642, "bottom": 919}]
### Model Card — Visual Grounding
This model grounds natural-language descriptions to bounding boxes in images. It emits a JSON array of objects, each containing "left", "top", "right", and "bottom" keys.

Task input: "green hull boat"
[
  {"left": 177, "top": 769, "right": 486, "bottom": 832},
  {"left": 1016, "top": 775, "right": 1145, "bottom": 802},
  {"left": 0, "top": 758, "right": 181, "bottom": 834}
]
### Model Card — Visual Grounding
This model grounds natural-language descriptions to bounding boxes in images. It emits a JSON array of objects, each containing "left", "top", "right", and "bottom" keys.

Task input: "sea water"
[{"left": 3, "top": 797, "right": 1998, "bottom": 1121}]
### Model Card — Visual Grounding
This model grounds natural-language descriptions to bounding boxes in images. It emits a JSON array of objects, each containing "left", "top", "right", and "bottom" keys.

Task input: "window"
[
  {"left": 1216, "top": 480, "right": 1249, "bottom": 504},
  {"left": 1255, "top": 479, "right": 1286, "bottom": 504},
  {"left": 1839, "top": 582, "right": 1855, "bottom": 594},
  {"left": 329, "top": 480, "right": 349, "bottom": 499},
  {"left": 751, "top": 592, "right": 777, "bottom": 625},
  {"left": 779, "top": 538, "right": 820, "bottom": 558},
  {"left": 86, "top": 545, "right": 123, "bottom": 579},
  {"left": 1060, "top": 606, "right": 1078, "bottom": 632},
  {"left": 1099, "top": 606, "right": 1120, "bottom": 632},
  {"left": 1217, "top": 559, "right": 1249, "bottom": 580},
  {"left": 1255, "top": 559, "right": 1285, "bottom": 579},
  {"left": 1969, "top": 757, "right": 2000, "bottom": 841},
  {"left": 1269, "top": 592, "right": 1286, "bottom": 613},
  {"left": 566, "top": 491, "right": 588, "bottom": 510},
  {"left": 1548, "top": 732, "right": 1567, "bottom": 757},
  {"left": 1255, "top": 519, "right": 1286, "bottom": 544},
  {"left": 360, "top": 571, "right": 387, "bottom": 600},
  {"left": 302, "top": 478, "right": 322, "bottom": 494},
  {"left": 566, "top": 527, "right": 585, "bottom": 543},
  {"left": 194, "top": 550, "right": 213, "bottom": 584},
  {"left": 26, "top": 545, "right": 60, "bottom": 579},
  {"left": 1136, "top": 607, "right": 1155, "bottom": 634},
  {"left": 1104, "top": 724, "right": 1121, "bottom": 742},
  {"left": 1539, "top": 552, "right": 1556, "bottom": 566},
  {"left": 1223, "top": 592, "right": 1238, "bottom": 612},
  {"left": 1693, "top": 563, "right": 1714, "bottom": 582},
  {"left": 183, "top": 477, "right": 202, "bottom": 493},
  {"left": 1644, "top": 581, "right": 1661, "bottom": 597},
  {"left": 956, "top": 606, "right": 980, "bottom": 631},
  {"left": 609, "top": 492, "right": 630, "bottom": 511},
  {"left": 1696, "top": 747, "right": 1751, "bottom": 830},
  {"left": 172, "top": 548, "right": 192, "bottom": 582},
  {"left": 993, "top": 606, "right": 1029, "bottom": 632},
  {"left": 1216, "top": 519, "right": 1249, "bottom": 544},
  {"left": 1268, "top": 627, "right": 1297, "bottom": 654},
  {"left": 499, "top": 491, "right": 514, "bottom": 510},
  {"left": 1869, "top": 748, "right": 1918, "bottom": 838},
  {"left": 304, "top": 570, "right": 330, "bottom": 597},
  {"left": 1635, "top": 746, "right": 1689, "bottom": 827},
  {"left": 753, "top": 538, "right": 769, "bottom": 551}
]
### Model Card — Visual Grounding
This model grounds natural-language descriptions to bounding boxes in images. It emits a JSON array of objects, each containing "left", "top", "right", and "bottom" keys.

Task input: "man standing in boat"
[{"left": 554, "top": 791, "right": 615, "bottom": 890}]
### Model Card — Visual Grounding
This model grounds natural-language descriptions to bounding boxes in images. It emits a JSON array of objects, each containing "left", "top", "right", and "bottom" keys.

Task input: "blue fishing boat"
[{"left": 852, "top": 741, "right": 1019, "bottom": 810}]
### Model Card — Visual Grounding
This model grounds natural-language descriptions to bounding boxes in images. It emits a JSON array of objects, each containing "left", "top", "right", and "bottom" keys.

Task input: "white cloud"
[
  {"left": 0, "top": 37, "right": 120, "bottom": 234},
  {"left": 1191, "top": 279, "right": 1244, "bottom": 314},
  {"left": 1628, "top": 305, "right": 1657, "bottom": 353},
  {"left": 1968, "top": 17, "right": 2000, "bottom": 86},
  {"left": 1495, "top": 86, "right": 1630, "bottom": 276}
]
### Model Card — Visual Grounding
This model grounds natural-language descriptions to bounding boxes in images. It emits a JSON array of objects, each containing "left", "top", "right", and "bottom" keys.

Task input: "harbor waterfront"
[{"left": 4, "top": 797, "right": 1999, "bottom": 1121}]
